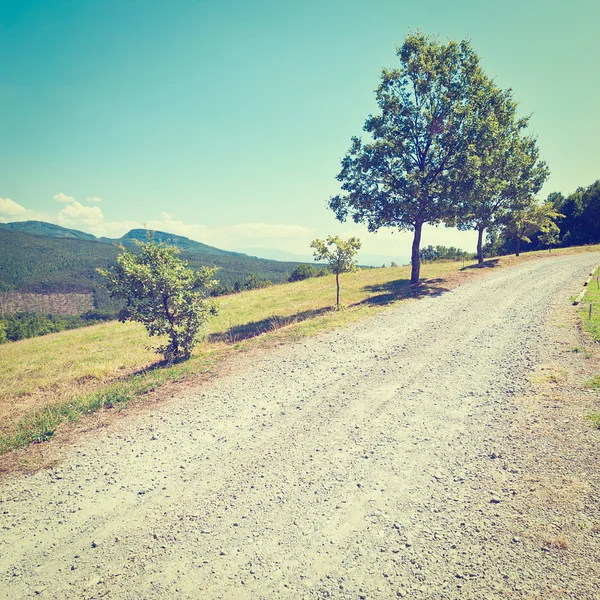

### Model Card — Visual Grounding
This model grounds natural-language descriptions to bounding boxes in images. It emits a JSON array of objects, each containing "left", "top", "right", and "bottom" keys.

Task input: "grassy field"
[
  {"left": 2, "top": 244, "right": 600, "bottom": 455},
  {"left": 579, "top": 267, "right": 600, "bottom": 345},
  {"left": 579, "top": 265, "right": 600, "bottom": 430}
]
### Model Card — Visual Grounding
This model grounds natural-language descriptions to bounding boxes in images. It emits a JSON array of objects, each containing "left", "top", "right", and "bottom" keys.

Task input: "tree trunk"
[
  {"left": 515, "top": 237, "right": 521, "bottom": 257},
  {"left": 477, "top": 225, "right": 485, "bottom": 265},
  {"left": 410, "top": 221, "right": 423, "bottom": 284},
  {"left": 335, "top": 272, "right": 340, "bottom": 307}
]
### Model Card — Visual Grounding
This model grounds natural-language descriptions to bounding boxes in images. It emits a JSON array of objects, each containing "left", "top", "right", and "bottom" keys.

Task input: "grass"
[
  {"left": 577, "top": 265, "right": 600, "bottom": 427},
  {"left": 587, "top": 412, "right": 600, "bottom": 429},
  {"left": 0, "top": 260, "right": 473, "bottom": 453},
  {"left": 579, "top": 266, "right": 600, "bottom": 391},
  {"left": 579, "top": 267, "right": 600, "bottom": 343},
  {"left": 1, "top": 244, "right": 600, "bottom": 455}
]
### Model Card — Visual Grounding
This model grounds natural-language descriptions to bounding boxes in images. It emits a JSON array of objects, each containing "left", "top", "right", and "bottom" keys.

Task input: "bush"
[
  {"left": 99, "top": 238, "right": 219, "bottom": 362},
  {"left": 288, "top": 264, "right": 318, "bottom": 282}
]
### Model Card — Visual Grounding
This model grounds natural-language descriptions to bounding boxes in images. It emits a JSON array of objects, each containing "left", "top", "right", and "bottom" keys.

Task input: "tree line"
[
  {"left": 484, "top": 179, "right": 600, "bottom": 256},
  {"left": 0, "top": 311, "right": 111, "bottom": 344}
]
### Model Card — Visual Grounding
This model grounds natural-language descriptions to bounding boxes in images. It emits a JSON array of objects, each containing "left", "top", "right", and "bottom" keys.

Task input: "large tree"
[
  {"left": 454, "top": 84, "right": 549, "bottom": 263},
  {"left": 329, "top": 33, "right": 495, "bottom": 283}
]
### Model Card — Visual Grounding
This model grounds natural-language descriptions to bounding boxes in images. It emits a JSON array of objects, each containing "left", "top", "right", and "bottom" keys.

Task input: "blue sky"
[{"left": 1, "top": 0, "right": 598, "bottom": 262}]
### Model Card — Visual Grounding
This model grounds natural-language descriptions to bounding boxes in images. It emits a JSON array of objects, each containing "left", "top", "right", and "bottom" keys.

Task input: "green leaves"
[
  {"left": 99, "top": 238, "right": 219, "bottom": 362},
  {"left": 310, "top": 236, "right": 361, "bottom": 307},
  {"left": 310, "top": 236, "right": 361, "bottom": 275},
  {"left": 330, "top": 32, "right": 551, "bottom": 275},
  {"left": 329, "top": 32, "right": 500, "bottom": 282}
]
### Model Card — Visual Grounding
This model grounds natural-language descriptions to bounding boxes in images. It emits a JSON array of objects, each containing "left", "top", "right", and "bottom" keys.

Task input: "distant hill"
[
  {"left": 0, "top": 222, "right": 304, "bottom": 315},
  {"left": 105, "top": 229, "right": 246, "bottom": 257},
  {"left": 0, "top": 220, "right": 97, "bottom": 241}
]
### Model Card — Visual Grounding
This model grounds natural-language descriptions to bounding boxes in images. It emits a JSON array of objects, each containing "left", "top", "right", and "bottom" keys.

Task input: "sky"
[{"left": 1, "top": 0, "right": 598, "bottom": 263}]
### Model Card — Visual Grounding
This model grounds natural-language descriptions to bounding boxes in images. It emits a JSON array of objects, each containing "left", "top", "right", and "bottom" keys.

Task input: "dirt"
[{"left": 1, "top": 253, "right": 600, "bottom": 599}]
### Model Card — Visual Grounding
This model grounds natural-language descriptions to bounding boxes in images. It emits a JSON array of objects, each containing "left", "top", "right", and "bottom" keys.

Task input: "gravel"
[{"left": 1, "top": 253, "right": 600, "bottom": 599}]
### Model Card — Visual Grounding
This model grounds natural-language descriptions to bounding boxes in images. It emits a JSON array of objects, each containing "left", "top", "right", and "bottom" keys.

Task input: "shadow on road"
[
  {"left": 210, "top": 307, "right": 331, "bottom": 343},
  {"left": 462, "top": 259, "right": 500, "bottom": 270},
  {"left": 357, "top": 278, "right": 451, "bottom": 306}
]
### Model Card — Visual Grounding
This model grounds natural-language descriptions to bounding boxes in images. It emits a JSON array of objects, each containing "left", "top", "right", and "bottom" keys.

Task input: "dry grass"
[
  {"left": 1, "top": 244, "right": 599, "bottom": 454},
  {"left": 523, "top": 474, "right": 588, "bottom": 510},
  {"left": 542, "top": 535, "right": 570, "bottom": 550}
]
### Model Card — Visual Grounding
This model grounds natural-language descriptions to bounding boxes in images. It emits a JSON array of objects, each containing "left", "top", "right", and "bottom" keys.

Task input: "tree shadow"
[
  {"left": 357, "top": 277, "right": 451, "bottom": 306},
  {"left": 209, "top": 307, "right": 332, "bottom": 344},
  {"left": 462, "top": 259, "right": 500, "bottom": 270}
]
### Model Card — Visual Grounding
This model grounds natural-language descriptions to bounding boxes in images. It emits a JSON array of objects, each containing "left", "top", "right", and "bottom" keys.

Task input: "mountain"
[
  {"left": 106, "top": 229, "right": 246, "bottom": 257},
  {"left": 0, "top": 222, "right": 305, "bottom": 315},
  {"left": 0, "top": 220, "right": 97, "bottom": 241}
]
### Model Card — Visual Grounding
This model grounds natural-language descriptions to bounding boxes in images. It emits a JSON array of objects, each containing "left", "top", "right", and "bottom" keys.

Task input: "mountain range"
[{"left": 0, "top": 221, "right": 305, "bottom": 314}]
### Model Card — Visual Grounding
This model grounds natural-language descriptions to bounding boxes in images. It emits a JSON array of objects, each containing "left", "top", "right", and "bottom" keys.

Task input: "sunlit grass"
[
  {"left": 579, "top": 267, "right": 600, "bottom": 343},
  {"left": 2, "top": 244, "right": 599, "bottom": 454}
]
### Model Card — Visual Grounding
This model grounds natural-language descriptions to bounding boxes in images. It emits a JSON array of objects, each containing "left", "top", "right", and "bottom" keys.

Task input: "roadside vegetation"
[
  {"left": 577, "top": 266, "right": 600, "bottom": 428},
  {"left": 0, "top": 259, "right": 473, "bottom": 455},
  {"left": 0, "top": 311, "right": 111, "bottom": 344},
  {"left": 2, "top": 246, "right": 600, "bottom": 457}
]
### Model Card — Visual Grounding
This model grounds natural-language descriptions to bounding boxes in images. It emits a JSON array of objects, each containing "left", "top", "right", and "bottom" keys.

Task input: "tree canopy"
[
  {"left": 310, "top": 236, "right": 361, "bottom": 307},
  {"left": 329, "top": 32, "right": 551, "bottom": 277},
  {"left": 455, "top": 83, "right": 549, "bottom": 263},
  {"left": 329, "top": 33, "right": 497, "bottom": 283},
  {"left": 100, "top": 237, "right": 219, "bottom": 362},
  {"left": 502, "top": 202, "right": 563, "bottom": 256}
]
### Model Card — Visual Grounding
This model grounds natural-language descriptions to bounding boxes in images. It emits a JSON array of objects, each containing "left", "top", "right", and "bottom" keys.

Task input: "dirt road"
[{"left": 2, "top": 254, "right": 600, "bottom": 599}]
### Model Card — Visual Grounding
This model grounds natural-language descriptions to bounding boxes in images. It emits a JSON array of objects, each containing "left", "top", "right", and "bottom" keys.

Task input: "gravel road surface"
[{"left": 2, "top": 254, "right": 600, "bottom": 599}]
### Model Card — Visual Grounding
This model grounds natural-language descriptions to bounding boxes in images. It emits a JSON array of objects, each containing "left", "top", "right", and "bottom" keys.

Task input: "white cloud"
[
  {"left": 57, "top": 201, "right": 104, "bottom": 228},
  {"left": 53, "top": 192, "right": 76, "bottom": 203},
  {"left": 86, "top": 197, "right": 102, "bottom": 203},
  {"left": 0, "top": 195, "right": 478, "bottom": 259},
  {"left": 0, "top": 198, "right": 32, "bottom": 219}
]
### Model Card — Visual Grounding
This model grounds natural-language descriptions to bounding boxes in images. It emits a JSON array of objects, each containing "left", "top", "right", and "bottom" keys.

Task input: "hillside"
[
  {"left": 110, "top": 229, "right": 245, "bottom": 257},
  {"left": 0, "top": 223, "right": 303, "bottom": 314},
  {"left": 0, "top": 220, "right": 97, "bottom": 241}
]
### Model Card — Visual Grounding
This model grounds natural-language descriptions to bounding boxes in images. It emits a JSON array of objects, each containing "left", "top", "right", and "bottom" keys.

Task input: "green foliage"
[
  {"left": 329, "top": 33, "right": 499, "bottom": 283},
  {"left": 501, "top": 202, "right": 564, "bottom": 256},
  {"left": 100, "top": 238, "right": 219, "bottom": 362},
  {"left": 288, "top": 264, "right": 319, "bottom": 282},
  {"left": 0, "top": 312, "right": 109, "bottom": 343},
  {"left": 242, "top": 273, "right": 272, "bottom": 290},
  {"left": 549, "top": 181, "right": 600, "bottom": 247},
  {"left": 419, "top": 245, "right": 474, "bottom": 262},
  {"left": 310, "top": 236, "right": 361, "bottom": 306},
  {"left": 0, "top": 227, "right": 305, "bottom": 311},
  {"left": 455, "top": 87, "right": 549, "bottom": 263}
]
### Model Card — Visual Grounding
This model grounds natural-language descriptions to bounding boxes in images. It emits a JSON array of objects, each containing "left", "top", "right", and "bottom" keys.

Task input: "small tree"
[
  {"left": 99, "top": 237, "right": 219, "bottom": 362},
  {"left": 502, "top": 203, "right": 563, "bottom": 256},
  {"left": 310, "top": 236, "right": 361, "bottom": 307},
  {"left": 538, "top": 221, "right": 561, "bottom": 252}
]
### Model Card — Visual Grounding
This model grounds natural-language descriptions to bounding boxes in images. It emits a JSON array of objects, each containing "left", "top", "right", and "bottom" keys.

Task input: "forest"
[
  {"left": 487, "top": 179, "right": 600, "bottom": 256},
  {"left": 0, "top": 225, "right": 303, "bottom": 315}
]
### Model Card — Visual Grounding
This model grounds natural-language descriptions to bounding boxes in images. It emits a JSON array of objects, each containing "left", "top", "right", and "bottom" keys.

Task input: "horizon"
[{"left": 1, "top": 0, "right": 598, "bottom": 260}]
